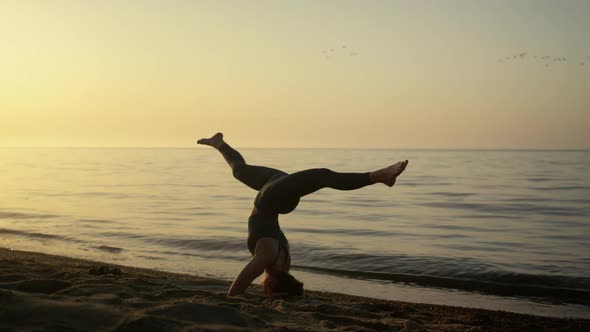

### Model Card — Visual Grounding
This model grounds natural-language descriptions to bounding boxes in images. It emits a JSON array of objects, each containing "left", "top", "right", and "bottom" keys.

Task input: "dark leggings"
[{"left": 219, "top": 143, "right": 372, "bottom": 214}]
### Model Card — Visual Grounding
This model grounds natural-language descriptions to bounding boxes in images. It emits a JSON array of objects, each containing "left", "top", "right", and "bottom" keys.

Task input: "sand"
[{"left": 0, "top": 248, "right": 588, "bottom": 332}]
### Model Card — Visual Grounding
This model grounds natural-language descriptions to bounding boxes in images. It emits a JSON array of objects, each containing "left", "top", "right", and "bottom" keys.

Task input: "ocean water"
[{"left": 1, "top": 147, "right": 589, "bottom": 318}]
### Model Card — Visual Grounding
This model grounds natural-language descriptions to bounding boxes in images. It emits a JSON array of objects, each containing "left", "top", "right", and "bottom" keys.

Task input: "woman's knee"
[{"left": 231, "top": 163, "right": 246, "bottom": 179}]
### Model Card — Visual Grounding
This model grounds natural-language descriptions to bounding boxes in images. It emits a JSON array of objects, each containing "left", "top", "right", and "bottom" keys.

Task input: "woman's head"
[{"left": 261, "top": 271, "right": 304, "bottom": 297}]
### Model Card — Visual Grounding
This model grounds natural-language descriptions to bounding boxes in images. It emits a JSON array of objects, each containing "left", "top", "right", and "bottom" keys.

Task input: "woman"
[{"left": 197, "top": 133, "right": 408, "bottom": 297}]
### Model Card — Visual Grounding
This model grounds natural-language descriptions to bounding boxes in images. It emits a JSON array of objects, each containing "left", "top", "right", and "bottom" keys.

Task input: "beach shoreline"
[{"left": 1, "top": 247, "right": 588, "bottom": 331}]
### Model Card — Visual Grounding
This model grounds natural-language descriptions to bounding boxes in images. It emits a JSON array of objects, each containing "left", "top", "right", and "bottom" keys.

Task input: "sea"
[{"left": 1, "top": 147, "right": 589, "bottom": 318}]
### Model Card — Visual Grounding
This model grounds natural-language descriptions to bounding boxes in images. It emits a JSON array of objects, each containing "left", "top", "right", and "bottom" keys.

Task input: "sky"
[{"left": 1, "top": 0, "right": 589, "bottom": 149}]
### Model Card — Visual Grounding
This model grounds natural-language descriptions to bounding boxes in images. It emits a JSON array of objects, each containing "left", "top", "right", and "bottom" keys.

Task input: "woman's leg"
[
  {"left": 267, "top": 168, "right": 371, "bottom": 200},
  {"left": 218, "top": 143, "right": 287, "bottom": 191},
  {"left": 198, "top": 133, "right": 287, "bottom": 191},
  {"left": 267, "top": 161, "right": 409, "bottom": 202}
]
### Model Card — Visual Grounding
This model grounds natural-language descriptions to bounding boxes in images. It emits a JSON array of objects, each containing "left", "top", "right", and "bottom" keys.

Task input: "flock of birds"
[
  {"left": 319, "top": 47, "right": 589, "bottom": 68},
  {"left": 498, "top": 52, "right": 589, "bottom": 67},
  {"left": 322, "top": 45, "right": 358, "bottom": 60}
]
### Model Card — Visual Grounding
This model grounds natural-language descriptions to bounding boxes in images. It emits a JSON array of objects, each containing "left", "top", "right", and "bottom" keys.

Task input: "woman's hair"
[{"left": 261, "top": 271, "right": 304, "bottom": 297}]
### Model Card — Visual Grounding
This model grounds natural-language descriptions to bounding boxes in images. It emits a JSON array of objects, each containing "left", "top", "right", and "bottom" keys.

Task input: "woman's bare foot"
[
  {"left": 370, "top": 160, "right": 409, "bottom": 187},
  {"left": 197, "top": 132, "right": 225, "bottom": 149}
]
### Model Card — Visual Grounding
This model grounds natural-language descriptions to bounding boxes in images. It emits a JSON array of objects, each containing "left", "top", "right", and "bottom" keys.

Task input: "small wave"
[
  {"left": 478, "top": 240, "right": 532, "bottom": 249},
  {"left": 497, "top": 197, "right": 554, "bottom": 203},
  {"left": 95, "top": 245, "right": 124, "bottom": 253},
  {"left": 423, "top": 223, "right": 504, "bottom": 232},
  {"left": 460, "top": 214, "right": 525, "bottom": 220},
  {"left": 0, "top": 211, "right": 59, "bottom": 219},
  {"left": 142, "top": 236, "right": 245, "bottom": 252},
  {"left": 79, "top": 219, "right": 116, "bottom": 224},
  {"left": 429, "top": 192, "right": 475, "bottom": 197},
  {"left": 136, "top": 254, "right": 163, "bottom": 261},
  {"left": 287, "top": 227, "right": 393, "bottom": 237},
  {"left": 156, "top": 249, "right": 246, "bottom": 261},
  {"left": 0, "top": 228, "right": 72, "bottom": 242},
  {"left": 294, "top": 265, "right": 590, "bottom": 305},
  {"left": 539, "top": 234, "right": 586, "bottom": 241},
  {"left": 527, "top": 177, "right": 553, "bottom": 182},
  {"left": 150, "top": 210, "right": 219, "bottom": 217},
  {"left": 422, "top": 201, "right": 583, "bottom": 217},
  {"left": 403, "top": 181, "right": 454, "bottom": 187},
  {"left": 290, "top": 248, "right": 590, "bottom": 295},
  {"left": 32, "top": 191, "right": 131, "bottom": 199},
  {"left": 532, "top": 185, "right": 590, "bottom": 191},
  {"left": 98, "top": 231, "right": 146, "bottom": 240}
]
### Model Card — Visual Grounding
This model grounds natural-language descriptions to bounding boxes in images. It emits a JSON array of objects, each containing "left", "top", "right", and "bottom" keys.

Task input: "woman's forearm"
[{"left": 227, "top": 258, "right": 266, "bottom": 296}]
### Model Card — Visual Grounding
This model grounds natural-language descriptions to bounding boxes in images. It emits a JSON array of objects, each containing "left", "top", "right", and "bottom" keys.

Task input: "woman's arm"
[
  {"left": 227, "top": 257, "right": 267, "bottom": 296},
  {"left": 227, "top": 238, "right": 278, "bottom": 296}
]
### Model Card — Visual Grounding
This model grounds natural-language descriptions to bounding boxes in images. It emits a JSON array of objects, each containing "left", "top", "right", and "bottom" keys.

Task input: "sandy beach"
[{"left": 0, "top": 248, "right": 587, "bottom": 331}]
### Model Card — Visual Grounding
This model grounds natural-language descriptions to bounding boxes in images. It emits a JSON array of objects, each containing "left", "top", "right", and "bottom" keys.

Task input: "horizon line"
[{"left": 1, "top": 146, "right": 589, "bottom": 152}]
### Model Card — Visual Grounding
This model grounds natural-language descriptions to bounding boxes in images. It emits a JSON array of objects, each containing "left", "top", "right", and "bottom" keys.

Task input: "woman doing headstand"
[{"left": 197, "top": 133, "right": 408, "bottom": 297}]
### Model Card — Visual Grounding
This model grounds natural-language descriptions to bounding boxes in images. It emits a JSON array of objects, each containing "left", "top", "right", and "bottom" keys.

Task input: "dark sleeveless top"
[
  {"left": 247, "top": 212, "right": 289, "bottom": 261},
  {"left": 247, "top": 173, "right": 294, "bottom": 264}
]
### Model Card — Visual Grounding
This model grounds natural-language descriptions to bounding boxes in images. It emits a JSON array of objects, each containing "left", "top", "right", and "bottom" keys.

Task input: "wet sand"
[{"left": 1, "top": 248, "right": 588, "bottom": 331}]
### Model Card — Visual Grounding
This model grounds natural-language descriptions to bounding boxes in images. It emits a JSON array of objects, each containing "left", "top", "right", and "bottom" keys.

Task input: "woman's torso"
[{"left": 247, "top": 210, "right": 289, "bottom": 258}]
